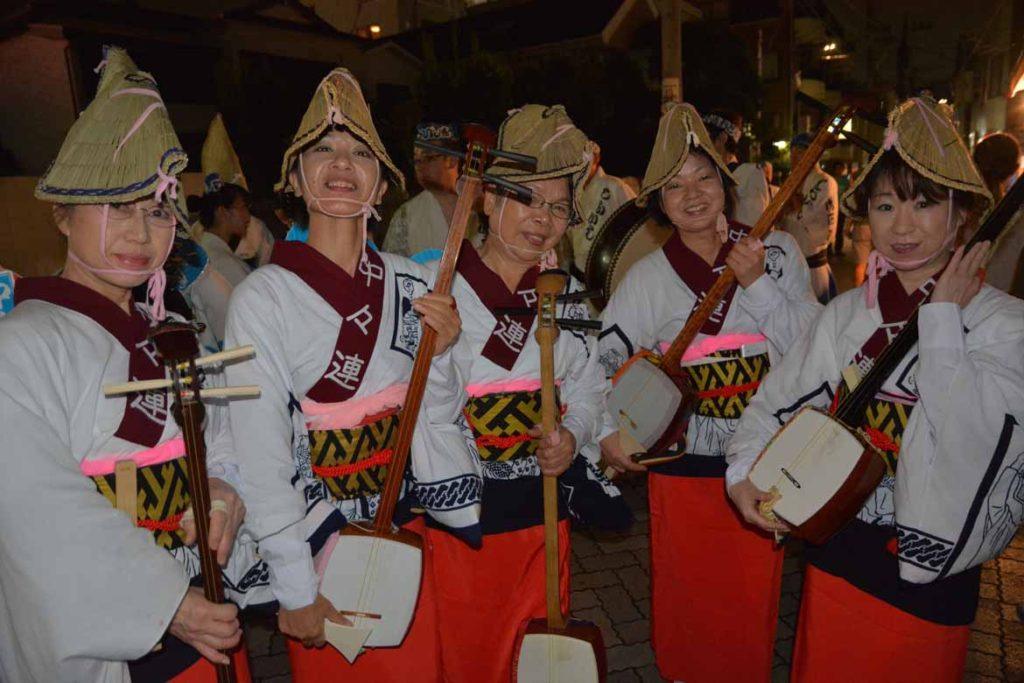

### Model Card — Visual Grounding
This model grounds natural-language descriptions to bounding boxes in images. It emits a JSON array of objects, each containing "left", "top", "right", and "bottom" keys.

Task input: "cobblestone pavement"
[{"left": 246, "top": 475, "right": 1024, "bottom": 681}]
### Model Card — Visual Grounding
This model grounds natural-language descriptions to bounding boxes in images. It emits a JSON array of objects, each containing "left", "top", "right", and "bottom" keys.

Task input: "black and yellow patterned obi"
[
  {"left": 834, "top": 380, "right": 914, "bottom": 476},
  {"left": 684, "top": 350, "right": 770, "bottom": 419},
  {"left": 91, "top": 458, "right": 191, "bottom": 549},
  {"left": 308, "top": 412, "right": 399, "bottom": 502},
  {"left": 463, "top": 389, "right": 561, "bottom": 462}
]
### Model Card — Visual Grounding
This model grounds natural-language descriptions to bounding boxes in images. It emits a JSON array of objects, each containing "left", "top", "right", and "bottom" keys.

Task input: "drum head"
[{"left": 584, "top": 198, "right": 673, "bottom": 309}]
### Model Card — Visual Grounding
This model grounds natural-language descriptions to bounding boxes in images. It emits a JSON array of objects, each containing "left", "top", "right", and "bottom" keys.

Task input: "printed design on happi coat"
[
  {"left": 463, "top": 389, "right": 562, "bottom": 462},
  {"left": 91, "top": 458, "right": 191, "bottom": 549},
  {"left": 832, "top": 379, "right": 915, "bottom": 476},
  {"left": 684, "top": 351, "right": 770, "bottom": 419},
  {"left": 861, "top": 398, "right": 914, "bottom": 476},
  {"left": 308, "top": 412, "right": 399, "bottom": 501}
]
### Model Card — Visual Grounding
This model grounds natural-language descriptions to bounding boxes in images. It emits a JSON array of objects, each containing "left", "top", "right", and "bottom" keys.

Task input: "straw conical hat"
[
  {"left": 842, "top": 97, "right": 993, "bottom": 217},
  {"left": 35, "top": 46, "right": 188, "bottom": 222},
  {"left": 637, "top": 103, "right": 736, "bottom": 207},
  {"left": 277, "top": 67, "right": 404, "bottom": 194},
  {"left": 485, "top": 104, "right": 596, "bottom": 219},
  {"left": 202, "top": 113, "right": 247, "bottom": 192}
]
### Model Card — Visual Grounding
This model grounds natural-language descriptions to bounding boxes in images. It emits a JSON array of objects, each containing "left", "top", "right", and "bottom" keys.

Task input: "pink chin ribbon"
[
  {"left": 65, "top": 81, "right": 180, "bottom": 321},
  {"left": 492, "top": 195, "right": 560, "bottom": 269},
  {"left": 297, "top": 153, "right": 381, "bottom": 268},
  {"left": 865, "top": 189, "right": 955, "bottom": 307},
  {"left": 865, "top": 102, "right": 957, "bottom": 307}
]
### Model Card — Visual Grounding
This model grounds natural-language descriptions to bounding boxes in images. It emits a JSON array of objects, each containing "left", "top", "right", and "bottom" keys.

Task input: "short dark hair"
[
  {"left": 848, "top": 149, "right": 979, "bottom": 219},
  {"left": 187, "top": 183, "right": 249, "bottom": 229},
  {"left": 973, "top": 132, "right": 1020, "bottom": 191}
]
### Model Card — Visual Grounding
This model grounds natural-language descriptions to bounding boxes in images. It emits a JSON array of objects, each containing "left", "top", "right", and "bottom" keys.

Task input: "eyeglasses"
[
  {"left": 513, "top": 190, "right": 573, "bottom": 222},
  {"left": 106, "top": 202, "right": 177, "bottom": 229}
]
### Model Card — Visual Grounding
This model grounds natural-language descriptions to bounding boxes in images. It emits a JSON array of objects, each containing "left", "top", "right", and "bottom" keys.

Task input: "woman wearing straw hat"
[
  {"left": 223, "top": 67, "right": 479, "bottom": 681},
  {"left": 597, "top": 102, "right": 820, "bottom": 682},
  {"left": 0, "top": 46, "right": 266, "bottom": 682},
  {"left": 727, "top": 97, "right": 1024, "bottom": 681},
  {"left": 423, "top": 104, "right": 630, "bottom": 683}
]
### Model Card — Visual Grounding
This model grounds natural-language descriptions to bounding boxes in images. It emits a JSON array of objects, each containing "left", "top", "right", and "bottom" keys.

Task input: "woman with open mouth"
[
  {"left": 223, "top": 67, "right": 479, "bottom": 682},
  {"left": 726, "top": 97, "right": 1024, "bottom": 682}
]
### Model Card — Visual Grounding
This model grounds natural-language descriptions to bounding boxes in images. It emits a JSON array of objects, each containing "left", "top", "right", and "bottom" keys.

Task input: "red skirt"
[
  {"left": 649, "top": 472, "right": 784, "bottom": 682},
  {"left": 426, "top": 520, "right": 571, "bottom": 683},
  {"left": 791, "top": 565, "right": 970, "bottom": 682},
  {"left": 286, "top": 517, "right": 441, "bottom": 682},
  {"left": 170, "top": 643, "right": 251, "bottom": 682}
]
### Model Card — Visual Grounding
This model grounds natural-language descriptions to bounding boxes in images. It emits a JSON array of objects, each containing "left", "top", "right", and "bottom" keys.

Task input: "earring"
[{"left": 715, "top": 213, "right": 729, "bottom": 243}]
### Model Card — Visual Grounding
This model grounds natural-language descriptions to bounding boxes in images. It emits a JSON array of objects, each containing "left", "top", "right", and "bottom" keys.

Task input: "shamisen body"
[
  {"left": 596, "top": 102, "right": 820, "bottom": 683},
  {"left": 223, "top": 68, "right": 478, "bottom": 682},
  {"left": 424, "top": 104, "right": 629, "bottom": 683},
  {"left": 726, "top": 97, "right": 1024, "bottom": 682},
  {"left": 0, "top": 46, "right": 265, "bottom": 682}
]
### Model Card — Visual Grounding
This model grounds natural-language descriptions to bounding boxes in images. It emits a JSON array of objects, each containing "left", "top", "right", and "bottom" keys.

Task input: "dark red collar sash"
[
  {"left": 17, "top": 276, "right": 167, "bottom": 447},
  {"left": 661, "top": 221, "right": 751, "bottom": 336},
  {"left": 456, "top": 241, "right": 541, "bottom": 370}
]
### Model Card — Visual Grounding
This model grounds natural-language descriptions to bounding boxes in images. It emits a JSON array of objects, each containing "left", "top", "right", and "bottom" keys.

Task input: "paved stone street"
[{"left": 246, "top": 475, "right": 1024, "bottom": 681}]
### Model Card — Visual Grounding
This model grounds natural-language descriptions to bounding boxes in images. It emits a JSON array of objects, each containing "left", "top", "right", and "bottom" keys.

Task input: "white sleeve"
[
  {"left": 559, "top": 302, "right": 607, "bottom": 451},
  {"left": 914, "top": 302, "right": 1024, "bottom": 459},
  {"left": 597, "top": 266, "right": 658, "bottom": 376},
  {"left": 725, "top": 303, "right": 841, "bottom": 488},
  {"left": 895, "top": 299, "right": 1024, "bottom": 581},
  {"left": 736, "top": 231, "right": 822, "bottom": 351},
  {"left": 383, "top": 204, "right": 412, "bottom": 256},
  {"left": 0, "top": 349, "right": 188, "bottom": 664},
  {"left": 224, "top": 282, "right": 317, "bottom": 610},
  {"left": 189, "top": 266, "right": 234, "bottom": 347},
  {"left": 733, "top": 166, "right": 771, "bottom": 227}
]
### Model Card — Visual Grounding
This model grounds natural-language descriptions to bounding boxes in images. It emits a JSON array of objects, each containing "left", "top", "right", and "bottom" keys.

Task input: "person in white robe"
[
  {"left": 779, "top": 131, "right": 840, "bottom": 303},
  {"left": 0, "top": 46, "right": 265, "bottom": 682},
  {"left": 223, "top": 68, "right": 477, "bottom": 680},
  {"left": 423, "top": 104, "right": 628, "bottom": 683},
  {"left": 597, "top": 103, "right": 820, "bottom": 682},
  {"left": 383, "top": 121, "right": 473, "bottom": 262},
  {"left": 702, "top": 110, "right": 772, "bottom": 227},
  {"left": 569, "top": 144, "right": 637, "bottom": 277},
  {"left": 726, "top": 97, "right": 1024, "bottom": 682}
]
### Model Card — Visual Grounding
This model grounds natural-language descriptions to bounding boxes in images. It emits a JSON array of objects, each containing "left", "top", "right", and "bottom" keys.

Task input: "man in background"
[
  {"left": 570, "top": 144, "right": 636, "bottom": 279},
  {"left": 383, "top": 121, "right": 464, "bottom": 261},
  {"left": 779, "top": 132, "right": 839, "bottom": 303},
  {"left": 703, "top": 110, "right": 771, "bottom": 227}
]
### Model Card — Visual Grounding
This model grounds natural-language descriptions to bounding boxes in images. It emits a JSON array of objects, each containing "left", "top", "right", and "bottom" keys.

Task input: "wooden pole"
[
  {"left": 780, "top": 0, "right": 794, "bottom": 137},
  {"left": 659, "top": 0, "right": 683, "bottom": 105}
]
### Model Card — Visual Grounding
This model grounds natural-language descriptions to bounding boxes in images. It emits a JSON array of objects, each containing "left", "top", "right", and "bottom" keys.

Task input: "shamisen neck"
[
  {"left": 306, "top": 211, "right": 364, "bottom": 276},
  {"left": 60, "top": 255, "right": 135, "bottom": 314}
]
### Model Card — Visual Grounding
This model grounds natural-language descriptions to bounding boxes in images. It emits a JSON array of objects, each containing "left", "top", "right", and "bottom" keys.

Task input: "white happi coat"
[
  {"left": 445, "top": 244, "right": 614, "bottom": 488},
  {"left": 570, "top": 168, "right": 637, "bottom": 275},
  {"left": 598, "top": 227, "right": 821, "bottom": 460},
  {"left": 199, "top": 232, "right": 251, "bottom": 288},
  {"left": 731, "top": 162, "right": 772, "bottom": 228},
  {"left": 726, "top": 283, "right": 1024, "bottom": 583},
  {"left": 384, "top": 190, "right": 453, "bottom": 258},
  {"left": 224, "top": 244, "right": 479, "bottom": 610},
  {"left": 0, "top": 279, "right": 266, "bottom": 683}
]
